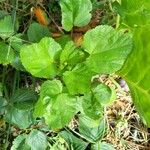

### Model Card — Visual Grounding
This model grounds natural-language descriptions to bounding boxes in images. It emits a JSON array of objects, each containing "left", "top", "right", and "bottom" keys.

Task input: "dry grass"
[{"left": 99, "top": 75, "right": 150, "bottom": 150}]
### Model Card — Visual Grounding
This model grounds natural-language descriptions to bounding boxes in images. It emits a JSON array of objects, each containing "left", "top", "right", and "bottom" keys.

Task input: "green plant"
[{"left": 0, "top": 0, "right": 150, "bottom": 149}]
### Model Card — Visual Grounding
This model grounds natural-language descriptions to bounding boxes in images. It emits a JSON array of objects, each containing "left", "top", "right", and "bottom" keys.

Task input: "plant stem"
[
  {"left": 116, "top": 15, "right": 120, "bottom": 29},
  {"left": 12, "top": 70, "right": 18, "bottom": 96},
  {"left": 3, "top": 1, "right": 19, "bottom": 149},
  {"left": 12, "top": 0, "right": 18, "bottom": 31},
  {"left": 115, "top": 0, "right": 121, "bottom": 29},
  {"left": 2, "top": 66, "right": 7, "bottom": 91}
]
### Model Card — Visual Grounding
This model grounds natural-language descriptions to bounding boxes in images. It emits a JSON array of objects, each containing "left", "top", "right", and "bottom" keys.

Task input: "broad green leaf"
[
  {"left": 59, "top": 131, "right": 88, "bottom": 150},
  {"left": 79, "top": 115, "right": 106, "bottom": 143},
  {"left": 119, "top": 0, "right": 150, "bottom": 27},
  {"left": 11, "top": 89, "right": 38, "bottom": 110},
  {"left": 40, "top": 80, "right": 63, "bottom": 98},
  {"left": 0, "top": 42, "right": 15, "bottom": 65},
  {"left": 83, "top": 25, "right": 132, "bottom": 74},
  {"left": 60, "top": 0, "right": 92, "bottom": 31},
  {"left": 63, "top": 63, "right": 95, "bottom": 95},
  {"left": 44, "top": 93, "right": 77, "bottom": 129},
  {"left": 5, "top": 107, "right": 34, "bottom": 129},
  {"left": 0, "top": 15, "right": 14, "bottom": 39},
  {"left": 35, "top": 93, "right": 77, "bottom": 129},
  {"left": 91, "top": 141, "right": 115, "bottom": 150},
  {"left": 20, "top": 37, "right": 62, "bottom": 78},
  {"left": 82, "top": 93, "right": 103, "bottom": 120},
  {"left": 27, "top": 23, "right": 51, "bottom": 42},
  {"left": 26, "top": 129, "right": 48, "bottom": 150},
  {"left": 92, "top": 83, "right": 116, "bottom": 106},
  {"left": 11, "top": 134, "right": 30, "bottom": 150},
  {"left": 118, "top": 25, "right": 150, "bottom": 127}
]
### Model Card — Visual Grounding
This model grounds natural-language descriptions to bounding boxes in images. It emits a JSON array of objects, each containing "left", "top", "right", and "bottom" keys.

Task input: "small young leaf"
[
  {"left": 60, "top": 41, "right": 85, "bottom": 69},
  {"left": 82, "top": 93, "right": 103, "bottom": 120},
  {"left": 60, "top": 0, "right": 92, "bottom": 31},
  {"left": 63, "top": 63, "right": 95, "bottom": 95},
  {"left": 92, "top": 83, "right": 116, "bottom": 106},
  {"left": 20, "top": 37, "right": 62, "bottom": 78},
  {"left": 60, "top": 41, "right": 76, "bottom": 67},
  {"left": 40, "top": 80, "right": 63, "bottom": 98}
]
